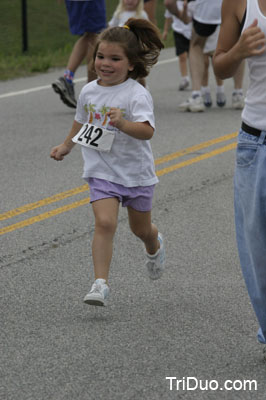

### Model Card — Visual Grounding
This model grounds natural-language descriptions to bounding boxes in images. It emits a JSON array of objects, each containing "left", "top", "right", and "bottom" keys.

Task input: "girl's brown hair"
[{"left": 90, "top": 18, "right": 164, "bottom": 80}]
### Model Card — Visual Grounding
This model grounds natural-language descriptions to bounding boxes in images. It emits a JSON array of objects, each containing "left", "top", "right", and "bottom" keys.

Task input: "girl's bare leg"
[
  {"left": 127, "top": 207, "right": 159, "bottom": 255},
  {"left": 179, "top": 51, "right": 188, "bottom": 77},
  {"left": 91, "top": 198, "right": 119, "bottom": 282}
]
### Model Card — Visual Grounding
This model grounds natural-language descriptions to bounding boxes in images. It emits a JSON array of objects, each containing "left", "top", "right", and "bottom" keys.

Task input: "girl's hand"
[
  {"left": 181, "top": 0, "right": 191, "bottom": 24},
  {"left": 162, "top": 30, "right": 168, "bottom": 41},
  {"left": 237, "top": 19, "right": 266, "bottom": 59},
  {"left": 107, "top": 108, "right": 125, "bottom": 131},
  {"left": 50, "top": 143, "right": 72, "bottom": 161}
]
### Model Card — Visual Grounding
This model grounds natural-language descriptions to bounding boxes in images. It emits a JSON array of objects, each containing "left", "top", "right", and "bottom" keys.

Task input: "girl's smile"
[{"left": 95, "top": 41, "right": 134, "bottom": 87}]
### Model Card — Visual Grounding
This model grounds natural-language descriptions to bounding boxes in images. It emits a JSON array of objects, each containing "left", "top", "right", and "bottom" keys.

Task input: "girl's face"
[
  {"left": 95, "top": 41, "right": 134, "bottom": 87},
  {"left": 123, "top": 0, "right": 140, "bottom": 11}
]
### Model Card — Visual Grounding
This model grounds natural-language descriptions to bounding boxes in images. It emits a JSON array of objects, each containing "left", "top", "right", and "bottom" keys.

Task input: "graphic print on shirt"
[{"left": 84, "top": 102, "right": 126, "bottom": 129}]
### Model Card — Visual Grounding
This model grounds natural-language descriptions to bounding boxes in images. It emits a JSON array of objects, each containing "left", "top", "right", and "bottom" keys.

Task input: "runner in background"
[
  {"left": 52, "top": 0, "right": 106, "bottom": 109},
  {"left": 213, "top": 0, "right": 266, "bottom": 357},
  {"left": 165, "top": 0, "right": 223, "bottom": 112}
]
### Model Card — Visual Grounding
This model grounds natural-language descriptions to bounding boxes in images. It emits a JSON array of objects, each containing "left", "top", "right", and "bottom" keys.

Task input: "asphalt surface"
[{"left": 1, "top": 48, "right": 266, "bottom": 400}]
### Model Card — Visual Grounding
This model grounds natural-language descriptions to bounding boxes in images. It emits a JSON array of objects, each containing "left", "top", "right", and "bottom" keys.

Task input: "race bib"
[{"left": 72, "top": 123, "right": 115, "bottom": 152}]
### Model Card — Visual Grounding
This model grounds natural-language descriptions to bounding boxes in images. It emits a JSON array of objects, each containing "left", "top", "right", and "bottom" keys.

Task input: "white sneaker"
[
  {"left": 83, "top": 279, "right": 110, "bottom": 306},
  {"left": 202, "top": 92, "right": 212, "bottom": 108},
  {"left": 232, "top": 92, "right": 245, "bottom": 109},
  {"left": 216, "top": 92, "right": 226, "bottom": 107},
  {"left": 178, "top": 79, "right": 190, "bottom": 91},
  {"left": 179, "top": 95, "right": 205, "bottom": 112},
  {"left": 145, "top": 233, "right": 165, "bottom": 280}
]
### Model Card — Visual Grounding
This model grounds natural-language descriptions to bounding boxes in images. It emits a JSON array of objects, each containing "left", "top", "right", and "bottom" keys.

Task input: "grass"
[{"left": 0, "top": 0, "right": 174, "bottom": 81}]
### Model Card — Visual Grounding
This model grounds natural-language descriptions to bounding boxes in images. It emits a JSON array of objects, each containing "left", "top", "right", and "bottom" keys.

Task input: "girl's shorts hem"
[
  {"left": 193, "top": 19, "right": 218, "bottom": 37},
  {"left": 173, "top": 31, "right": 190, "bottom": 56},
  {"left": 86, "top": 178, "right": 155, "bottom": 212}
]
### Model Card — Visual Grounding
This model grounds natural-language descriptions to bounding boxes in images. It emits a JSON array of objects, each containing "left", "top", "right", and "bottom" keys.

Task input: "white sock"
[
  {"left": 233, "top": 89, "right": 243, "bottom": 95},
  {"left": 201, "top": 86, "right": 210, "bottom": 94},
  {"left": 216, "top": 85, "right": 224, "bottom": 94},
  {"left": 182, "top": 75, "right": 190, "bottom": 82},
  {"left": 192, "top": 90, "right": 201, "bottom": 98}
]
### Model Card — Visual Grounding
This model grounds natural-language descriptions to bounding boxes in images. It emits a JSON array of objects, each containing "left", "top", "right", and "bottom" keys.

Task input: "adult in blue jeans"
[
  {"left": 52, "top": 0, "right": 106, "bottom": 109},
  {"left": 213, "top": 0, "right": 266, "bottom": 357}
]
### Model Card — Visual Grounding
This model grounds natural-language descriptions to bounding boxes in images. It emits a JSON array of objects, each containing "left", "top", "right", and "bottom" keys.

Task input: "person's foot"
[
  {"left": 179, "top": 95, "right": 205, "bottom": 112},
  {"left": 145, "top": 233, "right": 165, "bottom": 280},
  {"left": 178, "top": 79, "right": 190, "bottom": 91},
  {"left": 202, "top": 92, "right": 212, "bottom": 108},
  {"left": 52, "top": 76, "right": 77, "bottom": 108},
  {"left": 83, "top": 279, "right": 110, "bottom": 306},
  {"left": 232, "top": 92, "right": 245, "bottom": 110},
  {"left": 216, "top": 92, "right": 226, "bottom": 107}
]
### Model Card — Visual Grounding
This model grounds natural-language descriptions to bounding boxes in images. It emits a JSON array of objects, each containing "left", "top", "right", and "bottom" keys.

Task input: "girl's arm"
[
  {"left": 107, "top": 108, "right": 154, "bottom": 140},
  {"left": 164, "top": 0, "right": 191, "bottom": 24},
  {"left": 162, "top": 17, "right": 172, "bottom": 41},
  {"left": 213, "top": 0, "right": 266, "bottom": 79},
  {"left": 50, "top": 120, "right": 83, "bottom": 161}
]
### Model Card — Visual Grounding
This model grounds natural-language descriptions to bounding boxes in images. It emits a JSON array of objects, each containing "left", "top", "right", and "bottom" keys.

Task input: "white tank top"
[
  {"left": 242, "top": 0, "right": 266, "bottom": 130},
  {"left": 193, "top": 0, "right": 222, "bottom": 24}
]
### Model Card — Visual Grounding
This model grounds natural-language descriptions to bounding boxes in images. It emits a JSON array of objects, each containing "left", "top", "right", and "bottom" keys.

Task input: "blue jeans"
[{"left": 234, "top": 128, "right": 266, "bottom": 344}]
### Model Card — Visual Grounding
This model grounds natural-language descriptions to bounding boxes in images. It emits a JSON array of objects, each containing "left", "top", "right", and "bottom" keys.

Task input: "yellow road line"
[
  {"left": 155, "top": 132, "right": 237, "bottom": 165},
  {"left": 0, "top": 184, "right": 89, "bottom": 221},
  {"left": 1, "top": 133, "right": 237, "bottom": 222},
  {"left": 157, "top": 142, "right": 237, "bottom": 176},
  {"left": 0, "top": 142, "right": 237, "bottom": 236},
  {"left": 0, "top": 197, "right": 91, "bottom": 235}
]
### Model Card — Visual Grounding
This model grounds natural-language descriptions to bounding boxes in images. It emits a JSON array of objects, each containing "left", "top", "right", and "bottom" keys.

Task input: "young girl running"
[
  {"left": 162, "top": 0, "right": 195, "bottom": 91},
  {"left": 50, "top": 18, "right": 165, "bottom": 307},
  {"left": 109, "top": 0, "right": 148, "bottom": 27}
]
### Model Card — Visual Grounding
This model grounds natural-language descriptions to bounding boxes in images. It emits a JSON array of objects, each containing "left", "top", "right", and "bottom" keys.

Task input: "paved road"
[{"left": 1, "top": 48, "right": 265, "bottom": 400}]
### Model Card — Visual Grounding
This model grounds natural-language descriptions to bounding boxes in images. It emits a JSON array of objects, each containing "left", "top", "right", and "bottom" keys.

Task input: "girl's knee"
[
  {"left": 131, "top": 225, "right": 150, "bottom": 241},
  {"left": 95, "top": 216, "right": 117, "bottom": 235}
]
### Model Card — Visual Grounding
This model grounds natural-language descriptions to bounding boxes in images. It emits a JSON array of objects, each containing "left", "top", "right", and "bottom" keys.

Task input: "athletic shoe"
[
  {"left": 145, "top": 233, "right": 165, "bottom": 280},
  {"left": 179, "top": 95, "right": 205, "bottom": 112},
  {"left": 178, "top": 79, "right": 189, "bottom": 91},
  {"left": 83, "top": 279, "right": 110, "bottom": 306},
  {"left": 52, "top": 76, "right": 77, "bottom": 108},
  {"left": 216, "top": 92, "right": 226, "bottom": 107},
  {"left": 202, "top": 92, "right": 212, "bottom": 108},
  {"left": 232, "top": 92, "right": 245, "bottom": 110}
]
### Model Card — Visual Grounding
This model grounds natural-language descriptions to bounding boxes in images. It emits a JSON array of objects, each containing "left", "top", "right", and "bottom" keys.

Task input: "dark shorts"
[
  {"left": 87, "top": 178, "right": 155, "bottom": 212},
  {"left": 173, "top": 31, "right": 190, "bottom": 56},
  {"left": 193, "top": 19, "right": 218, "bottom": 37},
  {"left": 65, "top": 0, "right": 106, "bottom": 35}
]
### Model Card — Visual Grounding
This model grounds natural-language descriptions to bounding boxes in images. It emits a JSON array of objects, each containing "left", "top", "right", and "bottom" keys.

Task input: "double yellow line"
[{"left": 0, "top": 132, "right": 237, "bottom": 236}]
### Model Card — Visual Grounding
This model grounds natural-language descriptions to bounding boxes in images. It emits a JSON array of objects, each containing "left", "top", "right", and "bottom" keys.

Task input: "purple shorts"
[{"left": 86, "top": 178, "right": 155, "bottom": 212}]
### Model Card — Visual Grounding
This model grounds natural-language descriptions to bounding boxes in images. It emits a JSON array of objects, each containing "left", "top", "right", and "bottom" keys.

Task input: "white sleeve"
[
  {"left": 130, "top": 92, "right": 155, "bottom": 130},
  {"left": 108, "top": 15, "right": 119, "bottom": 27},
  {"left": 141, "top": 10, "right": 149, "bottom": 20},
  {"left": 164, "top": 9, "right": 172, "bottom": 18}
]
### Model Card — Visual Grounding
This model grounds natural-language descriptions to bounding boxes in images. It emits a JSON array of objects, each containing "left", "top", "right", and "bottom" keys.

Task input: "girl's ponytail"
[{"left": 126, "top": 18, "right": 164, "bottom": 71}]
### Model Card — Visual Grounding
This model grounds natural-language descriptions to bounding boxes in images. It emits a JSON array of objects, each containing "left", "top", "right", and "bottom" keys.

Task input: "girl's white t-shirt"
[
  {"left": 193, "top": 0, "right": 222, "bottom": 24},
  {"left": 164, "top": 1, "right": 195, "bottom": 40},
  {"left": 75, "top": 78, "right": 158, "bottom": 187},
  {"left": 109, "top": 10, "right": 149, "bottom": 27}
]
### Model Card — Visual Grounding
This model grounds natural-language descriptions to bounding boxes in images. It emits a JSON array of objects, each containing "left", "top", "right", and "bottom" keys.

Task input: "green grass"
[{"left": 0, "top": 0, "right": 173, "bottom": 81}]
